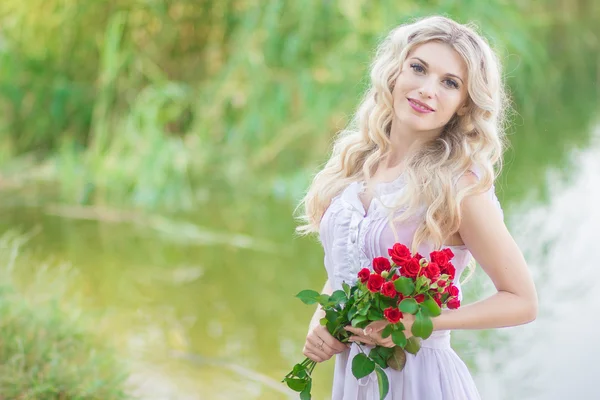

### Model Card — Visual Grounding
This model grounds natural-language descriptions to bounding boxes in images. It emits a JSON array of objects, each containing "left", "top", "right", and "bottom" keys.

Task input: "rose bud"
[{"left": 447, "top": 298, "right": 461, "bottom": 309}]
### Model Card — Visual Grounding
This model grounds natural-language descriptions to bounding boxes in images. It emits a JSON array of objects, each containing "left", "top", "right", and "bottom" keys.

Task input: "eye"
[
  {"left": 444, "top": 79, "right": 459, "bottom": 89},
  {"left": 410, "top": 63, "right": 425, "bottom": 73}
]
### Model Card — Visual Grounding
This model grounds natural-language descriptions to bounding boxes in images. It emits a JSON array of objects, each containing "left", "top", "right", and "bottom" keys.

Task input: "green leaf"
[
  {"left": 296, "top": 368, "right": 308, "bottom": 379},
  {"left": 296, "top": 290, "right": 321, "bottom": 305},
  {"left": 374, "top": 365, "right": 390, "bottom": 400},
  {"left": 351, "top": 353, "right": 375, "bottom": 379},
  {"left": 326, "top": 320, "right": 337, "bottom": 333},
  {"left": 319, "top": 317, "right": 327, "bottom": 326},
  {"left": 292, "top": 363, "right": 306, "bottom": 375},
  {"left": 398, "top": 298, "right": 419, "bottom": 314},
  {"left": 367, "top": 307, "right": 384, "bottom": 321},
  {"left": 342, "top": 282, "right": 351, "bottom": 297},
  {"left": 404, "top": 336, "right": 422, "bottom": 354},
  {"left": 369, "top": 347, "right": 388, "bottom": 369},
  {"left": 381, "top": 324, "right": 393, "bottom": 338},
  {"left": 358, "top": 303, "right": 371, "bottom": 316},
  {"left": 351, "top": 315, "right": 367, "bottom": 327},
  {"left": 299, "top": 378, "right": 312, "bottom": 400},
  {"left": 380, "top": 296, "right": 397, "bottom": 309},
  {"left": 421, "top": 298, "right": 441, "bottom": 317},
  {"left": 391, "top": 330, "right": 407, "bottom": 347},
  {"left": 377, "top": 346, "right": 394, "bottom": 358},
  {"left": 330, "top": 290, "right": 348, "bottom": 305},
  {"left": 393, "top": 277, "right": 415, "bottom": 296},
  {"left": 284, "top": 377, "right": 307, "bottom": 392},
  {"left": 318, "top": 294, "right": 331, "bottom": 306},
  {"left": 416, "top": 275, "right": 429, "bottom": 288},
  {"left": 348, "top": 305, "right": 359, "bottom": 320},
  {"left": 387, "top": 346, "right": 407, "bottom": 371},
  {"left": 411, "top": 310, "right": 433, "bottom": 339},
  {"left": 325, "top": 309, "right": 338, "bottom": 323}
]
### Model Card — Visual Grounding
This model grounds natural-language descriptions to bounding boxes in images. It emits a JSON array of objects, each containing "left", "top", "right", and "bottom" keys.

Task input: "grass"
[
  {"left": 0, "top": 0, "right": 598, "bottom": 211},
  {"left": 0, "top": 231, "right": 131, "bottom": 399}
]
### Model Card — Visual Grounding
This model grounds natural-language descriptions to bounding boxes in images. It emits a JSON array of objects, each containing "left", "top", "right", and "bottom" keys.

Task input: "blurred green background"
[{"left": 0, "top": 0, "right": 598, "bottom": 399}]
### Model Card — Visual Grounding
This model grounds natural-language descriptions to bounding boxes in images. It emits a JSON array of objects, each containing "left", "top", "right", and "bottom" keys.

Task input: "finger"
[
  {"left": 348, "top": 336, "right": 376, "bottom": 345},
  {"left": 316, "top": 331, "right": 349, "bottom": 353},
  {"left": 344, "top": 328, "right": 372, "bottom": 342},
  {"left": 366, "top": 320, "right": 389, "bottom": 333},
  {"left": 307, "top": 336, "right": 333, "bottom": 359},
  {"left": 314, "top": 326, "right": 349, "bottom": 353},
  {"left": 310, "top": 335, "right": 336, "bottom": 356},
  {"left": 344, "top": 326, "right": 379, "bottom": 345},
  {"left": 344, "top": 326, "right": 363, "bottom": 335}
]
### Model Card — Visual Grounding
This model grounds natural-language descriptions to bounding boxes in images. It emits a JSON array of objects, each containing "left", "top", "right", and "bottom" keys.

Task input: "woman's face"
[{"left": 392, "top": 41, "right": 469, "bottom": 135}]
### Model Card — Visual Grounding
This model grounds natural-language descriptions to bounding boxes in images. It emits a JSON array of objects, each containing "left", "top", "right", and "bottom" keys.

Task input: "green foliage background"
[{"left": 0, "top": 1, "right": 598, "bottom": 211}]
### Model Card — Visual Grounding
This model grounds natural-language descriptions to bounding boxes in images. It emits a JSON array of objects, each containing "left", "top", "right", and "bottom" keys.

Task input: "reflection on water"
[{"left": 477, "top": 123, "right": 600, "bottom": 400}]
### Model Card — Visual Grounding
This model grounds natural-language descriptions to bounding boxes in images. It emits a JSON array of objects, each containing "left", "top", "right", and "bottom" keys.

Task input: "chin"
[{"left": 400, "top": 115, "right": 432, "bottom": 129}]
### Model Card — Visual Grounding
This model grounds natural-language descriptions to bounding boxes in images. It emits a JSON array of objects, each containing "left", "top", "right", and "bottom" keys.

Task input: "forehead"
[{"left": 407, "top": 41, "right": 467, "bottom": 77}]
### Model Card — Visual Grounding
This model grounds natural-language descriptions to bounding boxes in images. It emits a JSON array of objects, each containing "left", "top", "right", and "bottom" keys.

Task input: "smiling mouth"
[{"left": 407, "top": 98, "right": 435, "bottom": 113}]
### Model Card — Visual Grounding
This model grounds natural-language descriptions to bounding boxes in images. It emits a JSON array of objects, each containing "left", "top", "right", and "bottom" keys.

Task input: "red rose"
[
  {"left": 442, "top": 263, "right": 456, "bottom": 280},
  {"left": 372, "top": 257, "right": 391, "bottom": 274},
  {"left": 367, "top": 273, "right": 385, "bottom": 292},
  {"left": 390, "top": 273, "right": 400, "bottom": 281},
  {"left": 430, "top": 250, "right": 450, "bottom": 266},
  {"left": 358, "top": 268, "right": 370, "bottom": 283},
  {"left": 396, "top": 293, "right": 405, "bottom": 304},
  {"left": 381, "top": 281, "right": 397, "bottom": 298},
  {"left": 437, "top": 279, "right": 447, "bottom": 288},
  {"left": 443, "top": 248, "right": 455, "bottom": 259},
  {"left": 383, "top": 307, "right": 403, "bottom": 324},
  {"left": 424, "top": 262, "right": 441, "bottom": 281},
  {"left": 388, "top": 243, "right": 412, "bottom": 266},
  {"left": 447, "top": 298, "right": 461, "bottom": 309},
  {"left": 414, "top": 293, "right": 425, "bottom": 303},
  {"left": 433, "top": 293, "right": 442, "bottom": 307},
  {"left": 400, "top": 258, "right": 421, "bottom": 278},
  {"left": 445, "top": 284, "right": 459, "bottom": 297}
]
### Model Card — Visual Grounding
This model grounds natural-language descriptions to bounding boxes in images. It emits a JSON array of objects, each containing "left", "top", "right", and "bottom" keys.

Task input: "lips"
[{"left": 407, "top": 98, "right": 435, "bottom": 112}]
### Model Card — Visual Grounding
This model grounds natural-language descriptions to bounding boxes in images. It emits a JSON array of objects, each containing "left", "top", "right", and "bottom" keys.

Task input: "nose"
[{"left": 418, "top": 78, "right": 436, "bottom": 99}]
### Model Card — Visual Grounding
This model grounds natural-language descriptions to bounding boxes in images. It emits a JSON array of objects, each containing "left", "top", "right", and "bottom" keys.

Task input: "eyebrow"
[{"left": 409, "top": 57, "right": 464, "bottom": 84}]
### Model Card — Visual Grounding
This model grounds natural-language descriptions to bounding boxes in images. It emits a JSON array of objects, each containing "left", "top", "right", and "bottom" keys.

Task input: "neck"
[{"left": 386, "top": 116, "right": 442, "bottom": 168}]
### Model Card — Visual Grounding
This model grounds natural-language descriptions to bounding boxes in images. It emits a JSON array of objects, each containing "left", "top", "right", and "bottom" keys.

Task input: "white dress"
[{"left": 318, "top": 169, "right": 503, "bottom": 399}]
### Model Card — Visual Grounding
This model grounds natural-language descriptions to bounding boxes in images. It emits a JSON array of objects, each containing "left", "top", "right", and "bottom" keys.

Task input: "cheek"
[{"left": 438, "top": 93, "right": 463, "bottom": 115}]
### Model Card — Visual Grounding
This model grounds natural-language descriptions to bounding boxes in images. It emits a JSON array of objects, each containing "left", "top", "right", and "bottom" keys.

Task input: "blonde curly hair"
[{"left": 295, "top": 15, "right": 509, "bottom": 257}]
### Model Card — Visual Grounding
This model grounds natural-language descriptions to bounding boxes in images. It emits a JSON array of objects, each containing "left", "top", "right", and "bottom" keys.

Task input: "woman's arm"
[
  {"left": 308, "top": 279, "right": 333, "bottom": 330},
  {"left": 433, "top": 173, "right": 538, "bottom": 331}
]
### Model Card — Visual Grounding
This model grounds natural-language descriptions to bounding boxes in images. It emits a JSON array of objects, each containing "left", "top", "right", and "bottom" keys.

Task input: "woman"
[{"left": 294, "top": 15, "right": 538, "bottom": 399}]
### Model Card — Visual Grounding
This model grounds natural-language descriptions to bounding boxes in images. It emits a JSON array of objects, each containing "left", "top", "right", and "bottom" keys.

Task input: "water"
[
  {"left": 480, "top": 125, "right": 600, "bottom": 400},
  {"left": 0, "top": 123, "right": 598, "bottom": 400}
]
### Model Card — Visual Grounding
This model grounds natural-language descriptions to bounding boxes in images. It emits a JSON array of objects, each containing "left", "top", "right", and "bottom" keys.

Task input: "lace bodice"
[{"left": 318, "top": 169, "right": 503, "bottom": 296}]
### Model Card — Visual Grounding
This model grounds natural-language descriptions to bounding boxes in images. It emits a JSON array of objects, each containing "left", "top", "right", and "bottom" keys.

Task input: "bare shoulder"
[{"left": 456, "top": 170, "right": 502, "bottom": 229}]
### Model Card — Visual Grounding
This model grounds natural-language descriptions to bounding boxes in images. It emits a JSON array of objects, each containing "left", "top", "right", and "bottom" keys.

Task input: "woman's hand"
[
  {"left": 344, "top": 313, "right": 416, "bottom": 348},
  {"left": 303, "top": 323, "right": 350, "bottom": 363}
]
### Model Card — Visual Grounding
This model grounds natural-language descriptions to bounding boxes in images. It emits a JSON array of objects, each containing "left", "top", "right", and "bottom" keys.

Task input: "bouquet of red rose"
[{"left": 282, "top": 243, "right": 461, "bottom": 400}]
